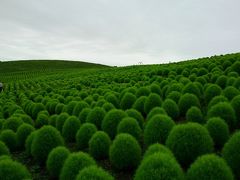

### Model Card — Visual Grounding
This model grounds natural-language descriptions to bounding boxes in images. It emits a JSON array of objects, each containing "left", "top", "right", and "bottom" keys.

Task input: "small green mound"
[{"left": 62, "top": 116, "right": 81, "bottom": 143}]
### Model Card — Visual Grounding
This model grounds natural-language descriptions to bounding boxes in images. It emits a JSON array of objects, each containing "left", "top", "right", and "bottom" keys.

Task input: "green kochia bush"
[
  {"left": 120, "top": 92, "right": 137, "bottom": 110},
  {"left": 25, "top": 131, "right": 37, "bottom": 156},
  {"left": 186, "top": 106, "right": 205, "bottom": 124},
  {"left": 146, "top": 107, "right": 167, "bottom": 121},
  {"left": 222, "top": 131, "right": 240, "bottom": 179},
  {"left": 2, "top": 117, "right": 23, "bottom": 132},
  {"left": 79, "top": 108, "right": 91, "bottom": 123},
  {"left": 178, "top": 93, "right": 200, "bottom": 116},
  {"left": 144, "top": 114, "right": 175, "bottom": 147},
  {"left": 0, "top": 159, "right": 31, "bottom": 180},
  {"left": 207, "top": 102, "right": 237, "bottom": 130},
  {"left": 60, "top": 152, "right": 96, "bottom": 180},
  {"left": 31, "top": 125, "right": 64, "bottom": 164},
  {"left": 144, "top": 93, "right": 162, "bottom": 114},
  {"left": 222, "top": 86, "right": 240, "bottom": 100},
  {"left": 126, "top": 109, "right": 144, "bottom": 129},
  {"left": 109, "top": 133, "right": 141, "bottom": 170},
  {"left": 117, "top": 117, "right": 142, "bottom": 142},
  {"left": 101, "top": 109, "right": 127, "bottom": 139},
  {"left": 56, "top": 112, "right": 69, "bottom": 132},
  {"left": 206, "top": 117, "right": 229, "bottom": 149},
  {"left": 166, "top": 123, "right": 213, "bottom": 167},
  {"left": 62, "top": 116, "right": 81, "bottom": 143},
  {"left": 35, "top": 113, "right": 49, "bottom": 128},
  {"left": 143, "top": 143, "right": 174, "bottom": 159},
  {"left": 32, "top": 103, "right": 45, "bottom": 119},
  {"left": 47, "top": 146, "right": 70, "bottom": 178},
  {"left": 204, "top": 84, "right": 222, "bottom": 103},
  {"left": 207, "top": 95, "right": 228, "bottom": 109},
  {"left": 0, "top": 141, "right": 10, "bottom": 156},
  {"left": 0, "top": 129, "right": 17, "bottom": 152},
  {"left": 133, "top": 96, "right": 148, "bottom": 116},
  {"left": 16, "top": 123, "right": 35, "bottom": 149},
  {"left": 76, "top": 166, "right": 114, "bottom": 180},
  {"left": 162, "top": 98, "right": 179, "bottom": 120},
  {"left": 231, "top": 95, "right": 240, "bottom": 123},
  {"left": 76, "top": 123, "right": 97, "bottom": 150},
  {"left": 134, "top": 153, "right": 184, "bottom": 180},
  {"left": 186, "top": 154, "right": 233, "bottom": 180},
  {"left": 86, "top": 107, "right": 106, "bottom": 129},
  {"left": 89, "top": 131, "right": 111, "bottom": 160}
]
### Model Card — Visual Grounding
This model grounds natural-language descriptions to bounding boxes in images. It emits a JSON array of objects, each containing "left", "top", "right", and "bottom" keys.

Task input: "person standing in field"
[{"left": 0, "top": 82, "right": 3, "bottom": 92}]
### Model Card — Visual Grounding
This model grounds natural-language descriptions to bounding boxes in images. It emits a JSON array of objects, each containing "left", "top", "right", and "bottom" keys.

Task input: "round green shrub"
[
  {"left": 47, "top": 146, "right": 70, "bottom": 178},
  {"left": 89, "top": 131, "right": 111, "bottom": 160},
  {"left": 76, "top": 123, "right": 97, "bottom": 150},
  {"left": 76, "top": 166, "right": 114, "bottom": 180},
  {"left": 146, "top": 107, "right": 167, "bottom": 121},
  {"left": 0, "top": 155, "right": 11, "bottom": 161},
  {"left": 162, "top": 98, "right": 179, "bottom": 120},
  {"left": 102, "top": 102, "right": 115, "bottom": 112},
  {"left": 31, "top": 125, "right": 64, "bottom": 164},
  {"left": 72, "top": 101, "right": 90, "bottom": 117},
  {"left": 204, "top": 84, "right": 222, "bottom": 103},
  {"left": 207, "top": 102, "right": 236, "bottom": 129},
  {"left": 231, "top": 95, "right": 240, "bottom": 123},
  {"left": 16, "top": 123, "right": 35, "bottom": 149},
  {"left": 62, "top": 116, "right": 81, "bottom": 143},
  {"left": 206, "top": 117, "right": 229, "bottom": 149},
  {"left": 222, "top": 131, "right": 240, "bottom": 179},
  {"left": 35, "top": 113, "right": 49, "bottom": 128},
  {"left": 136, "top": 87, "right": 151, "bottom": 97},
  {"left": 79, "top": 108, "right": 91, "bottom": 123},
  {"left": 105, "top": 93, "right": 119, "bottom": 108},
  {"left": 101, "top": 109, "right": 127, "bottom": 139},
  {"left": 117, "top": 117, "right": 142, "bottom": 142},
  {"left": 223, "top": 86, "right": 240, "bottom": 100},
  {"left": 216, "top": 75, "right": 227, "bottom": 89},
  {"left": 120, "top": 92, "right": 137, "bottom": 110},
  {"left": 126, "top": 109, "right": 144, "bottom": 129},
  {"left": 134, "top": 153, "right": 184, "bottom": 180},
  {"left": 208, "top": 95, "right": 228, "bottom": 109},
  {"left": 166, "top": 91, "right": 182, "bottom": 103},
  {"left": 182, "top": 82, "right": 201, "bottom": 97},
  {"left": 0, "top": 159, "right": 31, "bottom": 180},
  {"left": 143, "top": 143, "right": 173, "bottom": 159},
  {"left": 133, "top": 96, "right": 148, "bottom": 116},
  {"left": 49, "top": 114, "right": 58, "bottom": 127},
  {"left": 64, "top": 101, "right": 78, "bottom": 115},
  {"left": 109, "top": 133, "right": 141, "bottom": 170},
  {"left": 144, "top": 114, "right": 175, "bottom": 147},
  {"left": 2, "top": 117, "right": 23, "bottom": 132},
  {"left": 231, "top": 61, "right": 240, "bottom": 74},
  {"left": 56, "top": 112, "right": 69, "bottom": 132},
  {"left": 186, "top": 106, "right": 205, "bottom": 124},
  {"left": 32, "top": 103, "right": 45, "bottom": 119},
  {"left": 86, "top": 107, "right": 106, "bottom": 129},
  {"left": 0, "top": 141, "right": 10, "bottom": 156},
  {"left": 166, "top": 123, "right": 214, "bottom": 167},
  {"left": 186, "top": 154, "right": 233, "bottom": 180},
  {"left": 19, "top": 114, "right": 34, "bottom": 126},
  {"left": 178, "top": 93, "right": 200, "bottom": 116},
  {"left": 144, "top": 93, "right": 162, "bottom": 114},
  {"left": 60, "top": 152, "right": 96, "bottom": 180},
  {"left": 25, "top": 131, "right": 36, "bottom": 156},
  {"left": 55, "top": 103, "right": 65, "bottom": 114},
  {"left": 0, "top": 130, "right": 17, "bottom": 152}
]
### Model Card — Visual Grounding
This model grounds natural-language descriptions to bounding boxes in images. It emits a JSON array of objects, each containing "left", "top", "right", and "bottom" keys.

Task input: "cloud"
[{"left": 0, "top": 0, "right": 239, "bottom": 66}]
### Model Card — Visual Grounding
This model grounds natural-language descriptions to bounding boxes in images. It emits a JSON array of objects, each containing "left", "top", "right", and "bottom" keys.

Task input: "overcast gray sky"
[{"left": 0, "top": 0, "right": 239, "bottom": 66}]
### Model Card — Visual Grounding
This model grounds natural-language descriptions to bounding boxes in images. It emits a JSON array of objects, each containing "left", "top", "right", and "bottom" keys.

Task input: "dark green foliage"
[
  {"left": 25, "top": 131, "right": 36, "bottom": 156},
  {"left": 182, "top": 82, "right": 201, "bottom": 97},
  {"left": 144, "top": 114, "right": 175, "bottom": 147},
  {"left": 102, "top": 102, "right": 115, "bottom": 112},
  {"left": 144, "top": 93, "right": 162, "bottom": 114},
  {"left": 133, "top": 96, "right": 148, "bottom": 116},
  {"left": 143, "top": 143, "right": 173, "bottom": 159},
  {"left": 178, "top": 93, "right": 200, "bottom": 116},
  {"left": 146, "top": 107, "right": 167, "bottom": 121},
  {"left": 101, "top": 109, "right": 127, "bottom": 139},
  {"left": 105, "top": 93, "right": 119, "bottom": 108},
  {"left": 117, "top": 117, "right": 142, "bottom": 141},
  {"left": 49, "top": 114, "right": 58, "bottom": 127},
  {"left": 16, "top": 123, "right": 35, "bottom": 149},
  {"left": 162, "top": 98, "right": 180, "bottom": 119},
  {"left": 0, "top": 141, "right": 10, "bottom": 156},
  {"left": 166, "top": 123, "right": 214, "bottom": 167},
  {"left": 206, "top": 117, "right": 229, "bottom": 149},
  {"left": 0, "top": 130, "right": 17, "bottom": 152},
  {"left": 76, "top": 166, "right": 114, "bottom": 180},
  {"left": 166, "top": 91, "right": 182, "bottom": 103},
  {"left": 2, "top": 117, "right": 23, "bottom": 132},
  {"left": 207, "top": 102, "right": 236, "bottom": 129},
  {"left": 35, "top": 113, "right": 49, "bottom": 128},
  {"left": 223, "top": 86, "right": 240, "bottom": 100},
  {"left": 109, "top": 133, "right": 141, "bottom": 170},
  {"left": 31, "top": 125, "right": 64, "bottom": 164},
  {"left": 231, "top": 95, "right": 240, "bottom": 122},
  {"left": 60, "top": 152, "right": 96, "bottom": 180},
  {"left": 89, "top": 131, "right": 111, "bottom": 160},
  {"left": 72, "top": 101, "right": 89, "bottom": 117},
  {"left": 134, "top": 153, "right": 184, "bottom": 180},
  {"left": 222, "top": 131, "right": 240, "bottom": 179},
  {"left": 120, "top": 92, "right": 137, "bottom": 110},
  {"left": 47, "top": 146, "right": 70, "bottom": 178},
  {"left": 136, "top": 87, "right": 151, "bottom": 97},
  {"left": 56, "top": 112, "right": 69, "bottom": 132},
  {"left": 186, "top": 154, "right": 233, "bottom": 180},
  {"left": 55, "top": 103, "right": 65, "bottom": 114},
  {"left": 231, "top": 61, "right": 240, "bottom": 74},
  {"left": 204, "top": 84, "right": 222, "bottom": 103},
  {"left": 62, "top": 116, "right": 81, "bottom": 143},
  {"left": 86, "top": 107, "right": 106, "bottom": 129},
  {"left": 79, "top": 108, "right": 91, "bottom": 123},
  {"left": 0, "top": 159, "right": 31, "bottom": 180},
  {"left": 32, "top": 103, "right": 45, "bottom": 119},
  {"left": 126, "top": 109, "right": 144, "bottom": 129},
  {"left": 76, "top": 123, "right": 97, "bottom": 150},
  {"left": 186, "top": 106, "right": 205, "bottom": 124},
  {"left": 216, "top": 75, "right": 228, "bottom": 89},
  {"left": 208, "top": 95, "right": 228, "bottom": 109}
]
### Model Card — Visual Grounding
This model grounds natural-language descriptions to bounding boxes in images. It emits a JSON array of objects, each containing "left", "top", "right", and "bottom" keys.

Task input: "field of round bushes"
[{"left": 0, "top": 53, "right": 240, "bottom": 179}]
